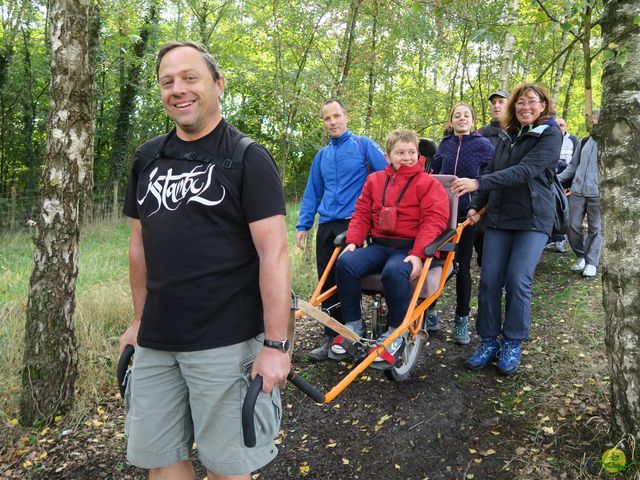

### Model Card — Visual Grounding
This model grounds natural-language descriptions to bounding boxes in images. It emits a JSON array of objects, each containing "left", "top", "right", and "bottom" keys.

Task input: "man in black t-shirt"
[{"left": 119, "top": 42, "right": 290, "bottom": 480}]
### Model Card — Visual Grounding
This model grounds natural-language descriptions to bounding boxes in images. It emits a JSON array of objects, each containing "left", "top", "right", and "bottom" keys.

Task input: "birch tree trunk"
[
  {"left": 499, "top": 0, "right": 518, "bottom": 92},
  {"left": 20, "top": 0, "right": 92, "bottom": 424},
  {"left": 551, "top": 30, "right": 570, "bottom": 105},
  {"left": 600, "top": 0, "right": 640, "bottom": 441},
  {"left": 520, "top": 23, "right": 539, "bottom": 83}
]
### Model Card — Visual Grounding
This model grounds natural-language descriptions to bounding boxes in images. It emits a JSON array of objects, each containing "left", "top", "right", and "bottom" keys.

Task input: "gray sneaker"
[
  {"left": 330, "top": 320, "right": 365, "bottom": 355},
  {"left": 308, "top": 336, "right": 332, "bottom": 362},
  {"left": 453, "top": 315, "right": 470, "bottom": 345},
  {"left": 425, "top": 309, "right": 439, "bottom": 332}
]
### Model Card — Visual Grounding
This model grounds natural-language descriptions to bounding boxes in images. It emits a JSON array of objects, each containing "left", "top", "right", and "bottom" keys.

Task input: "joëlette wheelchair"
[{"left": 294, "top": 174, "right": 480, "bottom": 403}]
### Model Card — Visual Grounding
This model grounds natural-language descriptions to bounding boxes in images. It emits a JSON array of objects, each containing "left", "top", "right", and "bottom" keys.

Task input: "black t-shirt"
[{"left": 122, "top": 119, "right": 286, "bottom": 351}]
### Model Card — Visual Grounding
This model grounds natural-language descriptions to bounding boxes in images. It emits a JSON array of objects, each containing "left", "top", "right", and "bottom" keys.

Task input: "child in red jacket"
[{"left": 332, "top": 129, "right": 450, "bottom": 365}]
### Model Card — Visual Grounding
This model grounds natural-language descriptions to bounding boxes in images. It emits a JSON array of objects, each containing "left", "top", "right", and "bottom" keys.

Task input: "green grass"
[
  {"left": 0, "top": 204, "right": 320, "bottom": 419},
  {"left": 0, "top": 220, "right": 134, "bottom": 419}
]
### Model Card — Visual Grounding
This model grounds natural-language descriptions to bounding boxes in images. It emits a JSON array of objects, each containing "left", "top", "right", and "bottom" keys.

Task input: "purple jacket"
[{"left": 432, "top": 132, "right": 494, "bottom": 214}]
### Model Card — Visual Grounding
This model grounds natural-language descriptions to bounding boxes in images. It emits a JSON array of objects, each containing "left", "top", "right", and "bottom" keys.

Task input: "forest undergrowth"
[{"left": 0, "top": 218, "right": 638, "bottom": 479}]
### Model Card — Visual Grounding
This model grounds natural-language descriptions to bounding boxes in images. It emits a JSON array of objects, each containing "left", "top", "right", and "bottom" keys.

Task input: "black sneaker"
[{"left": 308, "top": 336, "right": 332, "bottom": 362}]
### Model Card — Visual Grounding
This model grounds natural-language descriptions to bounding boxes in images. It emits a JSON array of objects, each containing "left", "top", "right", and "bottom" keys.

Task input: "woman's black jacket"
[{"left": 469, "top": 120, "right": 563, "bottom": 236}]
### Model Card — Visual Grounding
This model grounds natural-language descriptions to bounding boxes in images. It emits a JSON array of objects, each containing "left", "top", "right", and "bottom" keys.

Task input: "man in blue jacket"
[{"left": 296, "top": 99, "right": 387, "bottom": 361}]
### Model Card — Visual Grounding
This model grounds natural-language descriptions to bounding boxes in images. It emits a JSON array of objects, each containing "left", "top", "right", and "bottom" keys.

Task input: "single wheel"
[{"left": 384, "top": 315, "right": 424, "bottom": 381}]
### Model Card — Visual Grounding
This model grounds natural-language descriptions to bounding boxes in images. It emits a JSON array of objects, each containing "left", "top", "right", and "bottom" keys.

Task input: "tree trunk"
[
  {"left": 334, "top": 0, "right": 362, "bottom": 98},
  {"left": 364, "top": 0, "right": 379, "bottom": 136},
  {"left": 499, "top": 0, "right": 518, "bottom": 92},
  {"left": 561, "top": 58, "right": 577, "bottom": 119},
  {"left": 520, "top": 23, "right": 539, "bottom": 83},
  {"left": 581, "top": 4, "right": 593, "bottom": 129},
  {"left": 20, "top": 29, "right": 39, "bottom": 195},
  {"left": 272, "top": 1, "right": 328, "bottom": 183},
  {"left": 82, "top": 0, "right": 101, "bottom": 225},
  {"left": 551, "top": 30, "right": 570, "bottom": 105},
  {"left": 600, "top": 0, "right": 640, "bottom": 442},
  {"left": 106, "top": 4, "right": 158, "bottom": 216},
  {"left": 20, "top": 0, "right": 92, "bottom": 424}
]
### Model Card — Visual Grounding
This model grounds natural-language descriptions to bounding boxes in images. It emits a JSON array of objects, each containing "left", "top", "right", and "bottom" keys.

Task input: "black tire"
[{"left": 384, "top": 317, "right": 424, "bottom": 382}]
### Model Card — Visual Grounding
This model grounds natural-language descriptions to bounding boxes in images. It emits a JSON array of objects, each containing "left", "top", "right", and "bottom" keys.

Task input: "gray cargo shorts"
[{"left": 124, "top": 335, "right": 281, "bottom": 475}]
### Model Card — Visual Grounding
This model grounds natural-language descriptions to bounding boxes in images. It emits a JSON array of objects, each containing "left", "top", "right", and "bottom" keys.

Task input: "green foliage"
[{"left": 0, "top": 0, "right": 607, "bottom": 219}]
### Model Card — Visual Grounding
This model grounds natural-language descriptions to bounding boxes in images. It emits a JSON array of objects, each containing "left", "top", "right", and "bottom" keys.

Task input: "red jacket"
[{"left": 346, "top": 159, "right": 450, "bottom": 258}]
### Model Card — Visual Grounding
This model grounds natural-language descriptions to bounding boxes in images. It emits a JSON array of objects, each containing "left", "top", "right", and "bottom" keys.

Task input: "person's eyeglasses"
[{"left": 515, "top": 100, "right": 542, "bottom": 108}]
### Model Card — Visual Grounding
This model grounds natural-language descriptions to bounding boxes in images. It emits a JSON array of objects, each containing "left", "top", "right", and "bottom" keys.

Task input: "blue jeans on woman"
[
  {"left": 476, "top": 229, "right": 548, "bottom": 341},
  {"left": 336, "top": 244, "right": 413, "bottom": 328}
]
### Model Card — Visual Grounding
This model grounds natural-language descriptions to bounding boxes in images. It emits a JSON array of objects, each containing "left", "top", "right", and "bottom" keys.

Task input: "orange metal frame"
[{"left": 296, "top": 211, "right": 483, "bottom": 404}]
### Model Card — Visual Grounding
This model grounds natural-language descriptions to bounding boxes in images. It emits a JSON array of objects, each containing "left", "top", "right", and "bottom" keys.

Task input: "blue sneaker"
[
  {"left": 453, "top": 315, "right": 470, "bottom": 345},
  {"left": 497, "top": 338, "right": 522, "bottom": 375},
  {"left": 425, "top": 309, "right": 439, "bottom": 332},
  {"left": 465, "top": 337, "right": 499, "bottom": 371}
]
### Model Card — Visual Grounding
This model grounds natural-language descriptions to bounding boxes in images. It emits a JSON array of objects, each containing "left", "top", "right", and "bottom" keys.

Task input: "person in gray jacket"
[{"left": 557, "top": 110, "right": 602, "bottom": 277}]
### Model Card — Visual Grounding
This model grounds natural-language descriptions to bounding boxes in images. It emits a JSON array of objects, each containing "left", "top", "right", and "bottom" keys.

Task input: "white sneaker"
[
  {"left": 582, "top": 264, "right": 597, "bottom": 277},
  {"left": 570, "top": 258, "right": 586, "bottom": 271},
  {"left": 554, "top": 241, "right": 566, "bottom": 253}
]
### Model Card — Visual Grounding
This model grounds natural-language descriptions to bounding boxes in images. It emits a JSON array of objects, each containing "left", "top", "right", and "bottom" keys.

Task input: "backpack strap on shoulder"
[
  {"left": 223, "top": 136, "right": 255, "bottom": 169},
  {"left": 354, "top": 135, "right": 371, "bottom": 172}
]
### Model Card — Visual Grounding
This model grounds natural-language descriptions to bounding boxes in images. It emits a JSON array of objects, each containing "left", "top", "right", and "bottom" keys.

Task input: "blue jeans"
[
  {"left": 335, "top": 244, "right": 412, "bottom": 328},
  {"left": 476, "top": 229, "right": 548, "bottom": 341}
]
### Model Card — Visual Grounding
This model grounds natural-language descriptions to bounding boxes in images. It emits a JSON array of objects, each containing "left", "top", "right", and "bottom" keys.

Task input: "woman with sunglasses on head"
[
  {"left": 430, "top": 103, "right": 494, "bottom": 344},
  {"left": 451, "top": 83, "right": 562, "bottom": 375}
]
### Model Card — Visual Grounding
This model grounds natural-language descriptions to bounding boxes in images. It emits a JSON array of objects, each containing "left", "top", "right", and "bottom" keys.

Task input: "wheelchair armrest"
[
  {"left": 424, "top": 228, "right": 456, "bottom": 258},
  {"left": 334, "top": 231, "right": 348, "bottom": 247}
]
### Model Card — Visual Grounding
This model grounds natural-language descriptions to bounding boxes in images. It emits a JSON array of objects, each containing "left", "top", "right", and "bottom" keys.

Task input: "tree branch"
[{"left": 535, "top": 35, "right": 582, "bottom": 83}]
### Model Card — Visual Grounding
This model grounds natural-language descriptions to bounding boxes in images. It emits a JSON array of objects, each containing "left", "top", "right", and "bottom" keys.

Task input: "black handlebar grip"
[
  {"left": 287, "top": 370, "right": 325, "bottom": 403},
  {"left": 117, "top": 344, "right": 135, "bottom": 399},
  {"left": 242, "top": 369, "right": 325, "bottom": 447},
  {"left": 242, "top": 374, "right": 263, "bottom": 447}
]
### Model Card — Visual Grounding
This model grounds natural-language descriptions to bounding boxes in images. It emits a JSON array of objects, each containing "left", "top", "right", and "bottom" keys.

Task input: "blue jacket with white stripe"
[{"left": 296, "top": 130, "right": 387, "bottom": 230}]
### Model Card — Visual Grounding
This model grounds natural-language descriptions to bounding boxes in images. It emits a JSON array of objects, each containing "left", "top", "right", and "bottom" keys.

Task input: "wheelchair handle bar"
[{"left": 242, "top": 369, "right": 325, "bottom": 447}]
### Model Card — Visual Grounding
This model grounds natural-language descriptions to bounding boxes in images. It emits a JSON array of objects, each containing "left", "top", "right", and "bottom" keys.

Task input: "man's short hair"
[
  {"left": 385, "top": 129, "right": 419, "bottom": 154},
  {"left": 156, "top": 41, "right": 223, "bottom": 82},
  {"left": 592, "top": 109, "right": 601, "bottom": 119},
  {"left": 321, "top": 98, "right": 347, "bottom": 117}
]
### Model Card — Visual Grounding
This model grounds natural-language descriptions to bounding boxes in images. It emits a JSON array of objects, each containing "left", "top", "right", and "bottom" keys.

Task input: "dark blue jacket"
[
  {"left": 296, "top": 131, "right": 387, "bottom": 230},
  {"left": 469, "top": 119, "right": 563, "bottom": 236},
  {"left": 432, "top": 133, "right": 494, "bottom": 215}
]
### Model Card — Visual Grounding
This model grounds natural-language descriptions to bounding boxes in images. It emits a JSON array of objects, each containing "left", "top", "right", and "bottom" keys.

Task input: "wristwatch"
[{"left": 263, "top": 338, "right": 291, "bottom": 353}]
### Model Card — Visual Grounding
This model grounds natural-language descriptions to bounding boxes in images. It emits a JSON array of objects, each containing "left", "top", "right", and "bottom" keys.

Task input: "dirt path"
[{"left": 0, "top": 252, "right": 621, "bottom": 479}]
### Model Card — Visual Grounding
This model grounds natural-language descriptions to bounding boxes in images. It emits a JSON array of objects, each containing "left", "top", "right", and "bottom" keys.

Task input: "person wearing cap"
[{"left": 478, "top": 91, "right": 509, "bottom": 147}]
